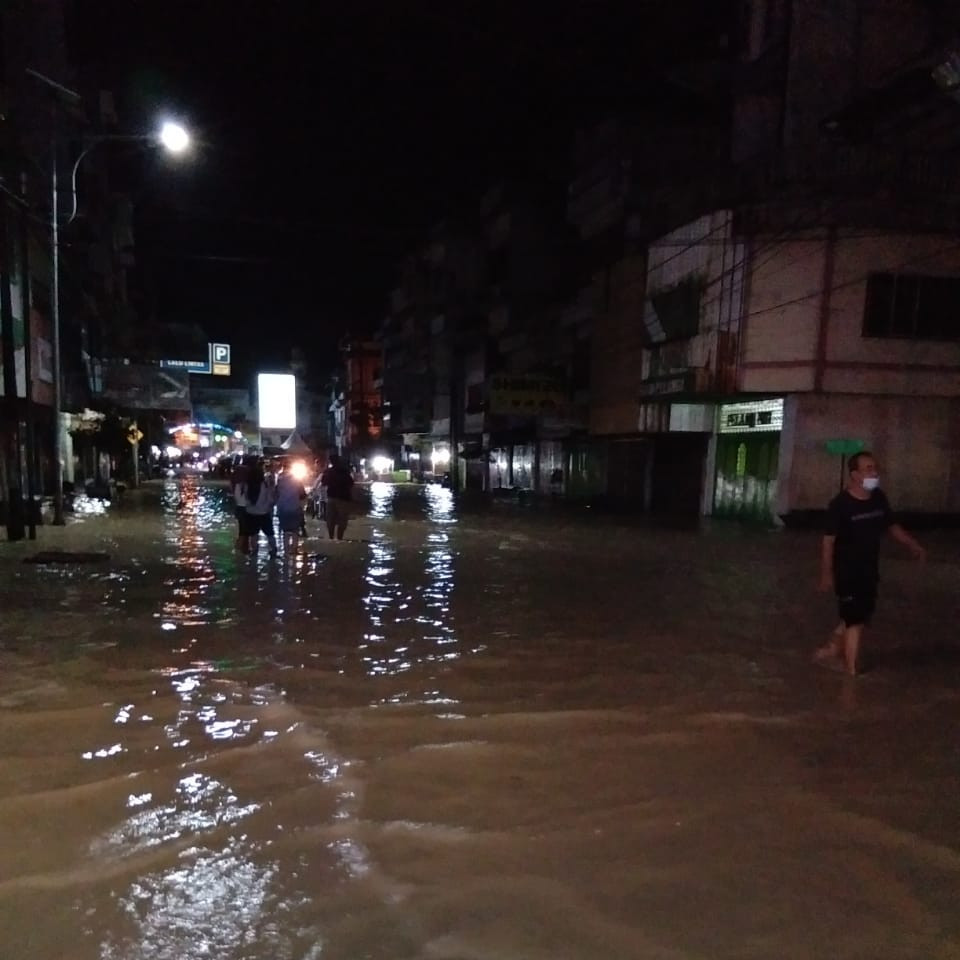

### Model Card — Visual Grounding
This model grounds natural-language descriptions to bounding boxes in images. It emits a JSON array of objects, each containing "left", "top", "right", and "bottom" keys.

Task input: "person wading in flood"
[
  {"left": 321, "top": 454, "right": 354, "bottom": 541},
  {"left": 275, "top": 458, "right": 307, "bottom": 557},
  {"left": 231, "top": 458, "right": 250, "bottom": 552},
  {"left": 236, "top": 458, "right": 278, "bottom": 556},
  {"left": 816, "top": 451, "right": 925, "bottom": 674}
]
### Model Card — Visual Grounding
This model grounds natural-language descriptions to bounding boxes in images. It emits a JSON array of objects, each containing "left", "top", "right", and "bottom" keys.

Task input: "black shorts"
[
  {"left": 836, "top": 584, "right": 877, "bottom": 627},
  {"left": 277, "top": 507, "right": 303, "bottom": 534},
  {"left": 239, "top": 511, "right": 274, "bottom": 538}
]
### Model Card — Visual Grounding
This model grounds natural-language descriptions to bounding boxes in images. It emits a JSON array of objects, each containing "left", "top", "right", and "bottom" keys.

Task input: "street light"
[
  {"left": 159, "top": 121, "right": 190, "bottom": 155},
  {"left": 48, "top": 118, "right": 192, "bottom": 524}
]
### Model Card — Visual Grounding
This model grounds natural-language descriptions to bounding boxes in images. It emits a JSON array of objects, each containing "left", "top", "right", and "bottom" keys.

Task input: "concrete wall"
[
  {"left": 740, "top": 230, "right": 960, "bottom": 396},
  {"left": 641, "top": 211, "right": 744, "bottom": 393},
  {"left": 824, "top": 234, "right": 960, "bottom": 395},
  {"left": 589, "top": 251, "right": 647, "bottom": 435},
  {"left": 778, "top": 393, "right": 960, "bottom": 514},
  {"left": 645, "top": 212, "right": 734, "bottom": 324},
  {"left": 740, "top": 231, "right": 826, "bottom": 392}
]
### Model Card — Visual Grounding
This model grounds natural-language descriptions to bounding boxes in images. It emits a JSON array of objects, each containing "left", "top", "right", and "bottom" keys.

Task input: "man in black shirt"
[
  {"left": 816, "top": 451, "right": 925, "bottom": 674},
  {"left": 321, "top": 454, "right": 355, "bottom": 541}
]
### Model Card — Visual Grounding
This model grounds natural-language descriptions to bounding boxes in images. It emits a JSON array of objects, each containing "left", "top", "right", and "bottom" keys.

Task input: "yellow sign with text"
[{"left": 488, "top": 375, "right": 567, "bottom": 417}]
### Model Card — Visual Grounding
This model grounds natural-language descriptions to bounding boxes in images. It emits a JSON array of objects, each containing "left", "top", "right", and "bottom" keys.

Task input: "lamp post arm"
[{"left": 65, "top": 135, "right": 149, "bottom": 226}]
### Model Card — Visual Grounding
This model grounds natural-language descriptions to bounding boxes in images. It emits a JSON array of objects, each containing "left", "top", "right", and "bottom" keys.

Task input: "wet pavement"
[{"left": 1, "top": 476, "right": 959, "bottom": 960}]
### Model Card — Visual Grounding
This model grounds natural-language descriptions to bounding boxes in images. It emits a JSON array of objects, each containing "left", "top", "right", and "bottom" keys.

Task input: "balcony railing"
[{"left": 640, "top": 331, "right": 738, "bottom": 398}]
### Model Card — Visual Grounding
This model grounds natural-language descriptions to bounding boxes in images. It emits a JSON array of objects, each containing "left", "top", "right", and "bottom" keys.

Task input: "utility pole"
[
  {"left": 19, "top": 173, "right": 37, "bottom": 538},
  {"left": 0, "top": 192, "right": 26, "bottom": 540},
  {"left": 26, "top": 68, "right": 82, "bottom": 526},
  {"left": 50, "top": 118, "right": 66, "bottom": 524}
]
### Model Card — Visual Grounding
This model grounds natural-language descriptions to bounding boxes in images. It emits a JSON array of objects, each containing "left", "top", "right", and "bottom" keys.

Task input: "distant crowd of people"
[{"left": 231, "top": 454, "right": 355, "bottom": 556}]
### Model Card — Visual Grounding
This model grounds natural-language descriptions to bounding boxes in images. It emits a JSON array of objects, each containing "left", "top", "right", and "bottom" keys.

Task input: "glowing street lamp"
[
  {"left": 63, "top": 119, "right": 194, "bottom": 225},
  {"left": 45, "top": 99, "right": 192, "bottom": 522},
  {"left": 158, "top": 121, "right": 190, "bottom": 155}
]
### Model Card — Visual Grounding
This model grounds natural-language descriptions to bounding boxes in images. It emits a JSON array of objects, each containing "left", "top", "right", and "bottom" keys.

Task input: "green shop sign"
[{"left": 824, "top": 439, "right": 866, "bottom": 456}]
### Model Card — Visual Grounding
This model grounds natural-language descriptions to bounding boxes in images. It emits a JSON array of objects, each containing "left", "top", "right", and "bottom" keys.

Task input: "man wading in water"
[
  {"left": 816, "top": 451, "right": 925, "bottom": 675},
  {"left": 321, "top": 454, "right": 355, "bottom": 541}
]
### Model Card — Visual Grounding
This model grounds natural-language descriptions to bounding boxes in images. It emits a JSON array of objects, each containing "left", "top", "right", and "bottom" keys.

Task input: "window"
[
  {"left": 649, "top": 276, "right": 704, "bottom": 342},
  {"left": 571, "top": 348, "right": 591, "bottom": 391},
  {"left": 863, "top": 272, "right": 960, "bottom": 341},
  {"left": 465, "top": 383, "right": 485, "bottom": 414}
]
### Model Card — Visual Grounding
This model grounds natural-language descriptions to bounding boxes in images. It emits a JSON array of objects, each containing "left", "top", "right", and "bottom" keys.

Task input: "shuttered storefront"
[{"left": 713, "top": 399, "right": 783, "bottom": 523}]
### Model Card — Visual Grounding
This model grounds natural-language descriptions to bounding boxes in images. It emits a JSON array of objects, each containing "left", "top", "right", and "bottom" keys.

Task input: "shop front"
[{"left": 713, "top": 398, "right": 783, "bottom": 522}]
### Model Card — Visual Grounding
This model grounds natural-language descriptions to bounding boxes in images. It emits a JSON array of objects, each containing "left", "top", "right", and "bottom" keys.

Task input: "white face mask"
[{"left": 862, "top": 476, "right": 880, "bottom": 491}]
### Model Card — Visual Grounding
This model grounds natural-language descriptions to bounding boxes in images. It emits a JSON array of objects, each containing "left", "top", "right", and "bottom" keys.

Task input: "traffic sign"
[{"left": 212, "top": 343, "right": 231, "bottom": 376}]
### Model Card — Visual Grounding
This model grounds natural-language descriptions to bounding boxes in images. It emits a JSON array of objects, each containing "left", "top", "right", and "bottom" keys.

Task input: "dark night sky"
[{"left": 71, "top": 0, "right": 729, "bottom": 381}]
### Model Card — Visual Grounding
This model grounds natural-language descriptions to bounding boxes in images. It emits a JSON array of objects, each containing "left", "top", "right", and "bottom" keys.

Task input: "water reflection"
[
  {"left": 368, "top": 481, "right": 395, "bottom": 520},
  {"left": 83, "top": 664, "right": 295, "bottom": 957},
  {"left": 99, "top": 843, "right": 280, "bottom": 960},
  {"left": 8, "top": 479, "right": 960, "bottom": 960},
  {"left": 159, "top": 477, "right": 238, "bottom": 628},
  {"left": 92, "top": 772, "right": 260, "bottom": 858},
  {"left": 13, "top": 479, "right": 477, "bottom": 956},
  {"left": 82, "top": 662, "right": 354, "bottom": 959},
  {"left": 361, "top": 530, "right": 399, "bottom": 667},
  {"left": 73, "top": 494, "right": 110, "bottom": 516},
  {"left": 360, "top": 483, "right": 461, "bottom": 695},
  {"left": 423, "top": 482, "right": 456, "bottom": 524}
]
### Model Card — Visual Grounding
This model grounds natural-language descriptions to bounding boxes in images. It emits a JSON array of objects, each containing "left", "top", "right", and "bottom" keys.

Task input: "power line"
[
  {"left": 743, "top": 236, "right": 960, "bottom": 323},
  {"left": 695, "top": 220, "right": 960, "bottom": 322},
  {"left": 647, "top": 231, "right": 960, "bottom": 347},
  {"left": 150, "top": 252, "right": 274, "bottom": 264}
]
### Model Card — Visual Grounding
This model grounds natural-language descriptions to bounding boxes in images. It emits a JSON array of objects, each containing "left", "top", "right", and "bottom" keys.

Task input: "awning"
[{"left": 280, "top": 431, "right": 313, "bottom": 456}]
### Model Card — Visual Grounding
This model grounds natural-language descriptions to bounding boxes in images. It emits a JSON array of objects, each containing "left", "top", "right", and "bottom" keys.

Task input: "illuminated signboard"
[
  {"left": 718, "top": 398, "right": 784, "bottom": 434},
  {"left": 257, "top": 373, "right": 296, "bottom": 430},
  {"left": 160, "top": 342, "right": 232, "bottom": 376},
  {"left": 488, "top": 375, "right": 567, "bottom": 416},
  {"left": 212, "top": 343, "right": 231, "bottom": 376},
  {"left": 160, "top": 356, "right": 210, "bottom": 374}
]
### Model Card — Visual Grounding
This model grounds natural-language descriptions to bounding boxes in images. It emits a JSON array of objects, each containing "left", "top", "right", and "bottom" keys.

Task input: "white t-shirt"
[{"left": 239, "top": 477, "right": 275, "bottom": 515}]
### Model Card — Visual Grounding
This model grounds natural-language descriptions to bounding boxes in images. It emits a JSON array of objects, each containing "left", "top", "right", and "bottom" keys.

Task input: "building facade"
[
  {"left": 378, "top": 183, "right": 590, "bottom": 494},
  {"left": 337, "top": 337, "right": 382, "bottom": 459},
  {"left": 1, "top": 0, "right": 158, "bottom": 525},
  {"left": 377, "top": 0, "right": 960, "bottom": 522},
  {"left": 628, "top": 0, "right": 960, "bottom": 522}
]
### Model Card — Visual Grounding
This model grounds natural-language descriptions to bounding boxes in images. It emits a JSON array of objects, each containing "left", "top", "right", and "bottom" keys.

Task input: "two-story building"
[
  {"left": 630, "top": 0, "right": 960, "bottom": 522},
  {"left": 572, "top": 99, "right": 730, "bottom": 510}
]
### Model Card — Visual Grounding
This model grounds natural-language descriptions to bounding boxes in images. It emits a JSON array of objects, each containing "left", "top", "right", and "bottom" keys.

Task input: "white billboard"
[{"left": 257, "top": 373, "right": 296, "bottom": 430}]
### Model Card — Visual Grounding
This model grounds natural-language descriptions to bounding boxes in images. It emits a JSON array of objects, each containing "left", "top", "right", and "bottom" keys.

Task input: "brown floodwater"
[{"left": 1, "top": 476, "right": 959, "bottom": 959}]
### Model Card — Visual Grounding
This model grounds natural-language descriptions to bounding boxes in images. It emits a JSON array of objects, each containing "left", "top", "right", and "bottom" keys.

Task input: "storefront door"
[{"left": 713, "top": 433, "right": 780, "bottom": 522}]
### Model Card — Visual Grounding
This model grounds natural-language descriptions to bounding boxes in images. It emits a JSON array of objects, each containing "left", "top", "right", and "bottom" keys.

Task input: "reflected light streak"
[
  {"left": 361, "top": 503, "right": 461, "bottom": 681},
  {"left": 368, "top": 481, "right": 395, "bottom": 519}
]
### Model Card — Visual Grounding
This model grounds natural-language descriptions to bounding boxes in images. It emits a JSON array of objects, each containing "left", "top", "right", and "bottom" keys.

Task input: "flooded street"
[{"left": 1, "top": 477, "right": 960, "bottom": 960}]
